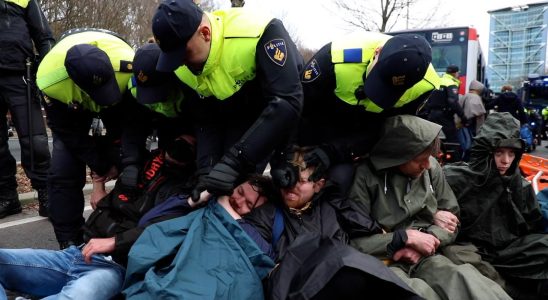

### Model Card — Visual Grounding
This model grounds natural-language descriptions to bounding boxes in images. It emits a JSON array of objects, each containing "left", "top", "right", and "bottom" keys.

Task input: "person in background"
[
  {"left": 487, "top": 85, "right": 527, "bottom": 125},
  {"left": 151, "top": 0, "right": 303, "bottom": 202},
  {"left": 424, "top": 65, "right": 468, "bottom": 147},
  {"left": 0, "top": 0, "right": 54, "bottom": 218},
  {"left": 349, "top": 114, "right": 511, "bottom": 300},
  {"left": 459, "top": 80, "right": 486, "bottom": 135},
  {"left": 444, "top": 112, "right": 548, "bottom": 300}
]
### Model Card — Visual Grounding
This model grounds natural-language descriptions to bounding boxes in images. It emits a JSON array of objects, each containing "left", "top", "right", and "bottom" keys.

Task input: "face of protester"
[
  {"left": 281, "top": 168, "right": 324, "bottom": 209},
  {"left": 228, "top": 181, "right": 267, "bottom": 215},
  {"left": 494, "top": 147, "right": 516, "bottom": 175},
  {"left": 183, "top": 24, "right": 211, "bottom": 75},
  {"left": 398, "top": 147, "right": 432, "bottom": 179}
]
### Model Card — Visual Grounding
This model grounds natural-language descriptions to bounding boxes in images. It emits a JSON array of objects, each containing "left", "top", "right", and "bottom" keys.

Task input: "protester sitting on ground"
[
  {"left": 443, "top": 112, "right": 548, "bottom": 300},
  {"left": 122, "top": 174, "right": 278, "bottom": 299},
  {"left": 246, "top": 147, "right": 421, "bottom": 300},
  {"left": 348, "top": 115, "right": 511, "bottom": 300},
  {"left": 0, "top": 134, "right": 198, "bottom": 300}
]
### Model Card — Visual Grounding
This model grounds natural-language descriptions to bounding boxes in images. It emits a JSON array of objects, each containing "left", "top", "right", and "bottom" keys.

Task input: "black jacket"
[
  {"left": 82, "top": 150, "right": 196, "bottom": 266},
  {"left": 0, "top": 0, "right": 55, "bottom": 72}
]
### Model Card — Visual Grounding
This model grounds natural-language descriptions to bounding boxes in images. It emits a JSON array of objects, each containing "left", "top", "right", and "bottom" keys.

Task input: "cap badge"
[
  {"left": 137, "top": 70, "right": 148, "bottom": 83},
  {"left": 392, "top": 75, "right": 405, "bottom": 86},
  {"left": 92, "top": 75, "right": 104, "bottom": 86}
]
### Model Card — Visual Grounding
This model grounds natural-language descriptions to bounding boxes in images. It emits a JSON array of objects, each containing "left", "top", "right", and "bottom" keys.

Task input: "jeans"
[{"left": 0, "top": 246, "right": 125, "bottom": 300}]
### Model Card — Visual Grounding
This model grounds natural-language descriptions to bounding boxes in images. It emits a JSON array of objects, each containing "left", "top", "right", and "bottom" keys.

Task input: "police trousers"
[{"left": 0, "top": 73, "right": 50, "bottom": 191}]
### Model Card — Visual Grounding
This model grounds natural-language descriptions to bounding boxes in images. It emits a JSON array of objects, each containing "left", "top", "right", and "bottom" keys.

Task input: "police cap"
[
  {"left": 152, "top": 0, "right": 203, "bottom": 72},
  {"left": 364, "top": 34, "right": 432, "bottom": 110},
  {"left": 65, "top": 44, "right": 121, "bottom": 106}
]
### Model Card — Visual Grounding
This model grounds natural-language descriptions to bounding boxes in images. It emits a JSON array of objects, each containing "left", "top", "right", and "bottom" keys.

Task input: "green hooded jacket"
[
  {"left": 349, "top": 115, "right": 459, "bottom": 259},
  {"left": 444, "top": 112, "right": 547, "bottom": 253}
]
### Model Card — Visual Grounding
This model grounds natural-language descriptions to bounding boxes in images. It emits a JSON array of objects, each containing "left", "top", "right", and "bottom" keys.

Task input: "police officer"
[
  {"left": 426, "top": 65, "right": 467, "bottom": 145},
  {"left": 151, "top": 0, "right": 303, "bottom": 199},
  {"left": 36, "top": 29, "right": 142, "bottom": 249},
  {"left": 289, "top": 32, "right": 439, "bottom": 193},
  {"left": 128, "top": 43, "right": 197, "bottom": 152},
  {"left": 0, "top": 0, "right": 54, "bottom": 218}
]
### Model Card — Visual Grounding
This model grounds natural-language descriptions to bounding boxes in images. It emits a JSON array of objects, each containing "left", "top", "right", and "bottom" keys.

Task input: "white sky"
[{"left": 232, "top": 0, "right": 548, "bottom": 61}]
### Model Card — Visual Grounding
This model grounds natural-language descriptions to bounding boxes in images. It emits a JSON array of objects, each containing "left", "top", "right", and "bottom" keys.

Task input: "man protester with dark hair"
[
  {"left": 151, "top": 0, "right": 303, "bottom": 202},
  {"left": 274, "top": 32, "right": 440, "bottom": 195},
  {"left": 36, "top": 29, "right": 149, "bottom": 249},
  {"left": 0, "top": 0, "right": 54, "bottom": 218}
]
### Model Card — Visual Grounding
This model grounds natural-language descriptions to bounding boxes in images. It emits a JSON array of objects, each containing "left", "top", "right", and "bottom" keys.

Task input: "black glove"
[
  {"left": 270, "top": 148, "right": 299, "bottom": 188},
  {"left": 271, "top": 163, "right": 299, "bottom": 188},
  {"left": 119, "top": 164, "right": 140, "bottom": 190},
  {"left": 303, "top": 147, "right": 331, "bottom": 182},
  {"left": 190, "top": 175, "right": 207, "bottom": 202},
  {"left": 204, "top": 149, "right": 246, "bottom": 196}
]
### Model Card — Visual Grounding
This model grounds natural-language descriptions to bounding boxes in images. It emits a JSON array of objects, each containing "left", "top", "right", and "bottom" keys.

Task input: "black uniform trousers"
[
  {"left": 48, "top": 130, "right": 89, "bottom": 243},
  {"left": 0, "top": 73, "right": 50, "bottom": 195}
]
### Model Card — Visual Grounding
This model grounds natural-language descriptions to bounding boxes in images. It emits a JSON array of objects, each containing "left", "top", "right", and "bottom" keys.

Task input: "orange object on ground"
[{"left": 520, "top": 154, "right": 548, "bottom": 192}]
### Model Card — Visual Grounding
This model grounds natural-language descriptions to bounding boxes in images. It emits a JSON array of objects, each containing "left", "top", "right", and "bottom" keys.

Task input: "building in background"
[{"left": 488, "top": 1, "right": 548, "bottom": 92}]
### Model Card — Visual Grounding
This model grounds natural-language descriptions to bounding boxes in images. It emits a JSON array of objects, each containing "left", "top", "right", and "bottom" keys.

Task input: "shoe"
[
  {"left": 0, "top": 199, "right": 22, "bottom": 219},
  {"left": 58, "top": 240, "right": 81, "bottom": 250},
  {"left": 37, "top": 188, "right": 49, "bottom": 217}
]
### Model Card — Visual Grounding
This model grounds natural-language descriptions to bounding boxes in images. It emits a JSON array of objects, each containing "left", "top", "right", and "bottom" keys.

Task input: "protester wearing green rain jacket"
[
  {"left": 444, "top": 112, "right": 548, "bottom": 300},
  {"left": 349, "top": 115, "right": 511, "bottom": 300}
]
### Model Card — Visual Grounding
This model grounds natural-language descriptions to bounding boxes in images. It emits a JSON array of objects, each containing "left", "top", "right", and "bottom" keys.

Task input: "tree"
[
  {"left": 329, "top": 0, "right": 448, "bottom": 33},
  {"left": 40, "top": 0, "right": 160, "bottom": 47}
]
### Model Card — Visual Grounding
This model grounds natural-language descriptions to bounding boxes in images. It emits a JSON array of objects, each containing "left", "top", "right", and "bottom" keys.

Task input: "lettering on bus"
[{"left": 431, "top": 32, "right": 453, "bottom": 43}]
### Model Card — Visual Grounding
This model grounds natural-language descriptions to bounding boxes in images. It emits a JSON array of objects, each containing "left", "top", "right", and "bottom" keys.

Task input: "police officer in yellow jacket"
[
  {"left": 425, "top": 65, "right": 467, "bottom": 145},
  {"left": 0, "top": 0, "right": 54, "bottom": 218},
  {"left": 127, "top": 43, "right": 197, "bottom": 152},
  {"left": 291, "top": 32, "right": 439, "bottom": 193},
  {"left": 36, "top": 29, "right": 144, "bottom": 249},
  {"left": 151, "top": 0, "right": 303, "bottom": 199}
]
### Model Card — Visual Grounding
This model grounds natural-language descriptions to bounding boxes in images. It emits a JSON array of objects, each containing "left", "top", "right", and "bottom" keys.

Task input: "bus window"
[{"left": 432, "top": 45, "right": 464, "bottom": 74}]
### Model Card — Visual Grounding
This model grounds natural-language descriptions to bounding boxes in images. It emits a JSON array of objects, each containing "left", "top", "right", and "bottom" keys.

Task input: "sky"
[{"left": 226, "top": 0, "right": 548, "bottom": 61}]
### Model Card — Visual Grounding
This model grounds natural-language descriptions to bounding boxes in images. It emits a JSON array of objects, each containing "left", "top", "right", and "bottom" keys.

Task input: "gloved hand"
[
  {"left": 271, "top": 163, "right": 299, "bottom": 188},
  {"left": 118, "top": 164, "right": 140, "bottom": 190},
  {"left": 204, "top": 150, "right": 245, "bottom": 196},
  {"left": 303, "top": 147, "right": 331, "bottom": 182},
  {"left": 270, "top": 147, "right": 299, "bottom": 188},
  {"left": 190, "top": 175, "right": 207, "bottom": 202}
]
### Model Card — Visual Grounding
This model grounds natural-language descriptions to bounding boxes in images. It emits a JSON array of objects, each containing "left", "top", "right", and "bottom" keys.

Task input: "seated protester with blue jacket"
[
  {"left": 0, "top": 135, "right": 198, "bottom": 300},
  {"left": 443, "top": 112, "right": 548, "bottom": 300},
  {"left": 348, "top": 115, "right": 512, "bottom": 300},
  {"left": 245, "top": 147, "right": 421, "bottom": 300},
  {"left": 122, "top": 174, "right": 278, "bottom": 300}
]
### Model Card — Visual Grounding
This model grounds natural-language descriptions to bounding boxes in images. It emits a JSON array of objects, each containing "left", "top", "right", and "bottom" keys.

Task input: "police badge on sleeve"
[
  {"left": 264, "top": 39, "right": 287, "bottom": 67},
  {"left": 302, "top": 59, "right": 321, "bottom": 82}
]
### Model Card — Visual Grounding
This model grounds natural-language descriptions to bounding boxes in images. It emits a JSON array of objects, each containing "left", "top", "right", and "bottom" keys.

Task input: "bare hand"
[
  {"left": 406, "top": 229, "right": 440, "bottom": 256},
  {"left": 92, "top": 166, "right": 119, "bottom": 183},
  {"left": 433, "top": 210, "right": 460, "bottom": 233},
  {"left": 90, "top": 181, "right": 107, "bottom": 210},
  {"left": 81, "top": 237, "right": 115, "bottom": 264},
  {"left": 393, "top": 247, "right": 423, "bottom": 264}
]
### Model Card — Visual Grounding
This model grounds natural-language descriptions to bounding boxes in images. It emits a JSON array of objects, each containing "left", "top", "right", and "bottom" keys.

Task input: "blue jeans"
[{"left": 0, "top": 246, "right": 125, "bottom": 300}]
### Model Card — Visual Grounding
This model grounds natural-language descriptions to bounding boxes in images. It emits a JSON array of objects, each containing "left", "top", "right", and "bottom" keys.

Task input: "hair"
[
  {"left": 501, "top": 85, "right": 513, "bottom": 92},
  {"left": 425, "top": 135, "right": 441, "bottom": 158},
  {"left": 246, "top": 174, "right": 280, "bottom": 203}
]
